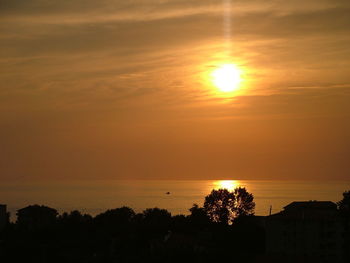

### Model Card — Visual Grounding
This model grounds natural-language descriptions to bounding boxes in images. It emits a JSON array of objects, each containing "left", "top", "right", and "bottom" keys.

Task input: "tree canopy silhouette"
[
  {"left": 94, "top": 206, "right": 135, "bottom": 225},
  {"left": 338, "top": 190, "right": 350, "bottom": 216},
  {"left": 234, "top": 187, "right": 255, "bottom": 218},
  {"left": 204, "top": 189, "right": 234, "bottom": 224},
  {"left": 142, "top": 207, "right": 172, "bottom": 233},
  {"left": 189, "top": 203, "right": 210, "bottom": 228},
  {"left": 204, "top": 187, "right": 255, "bottom": 224}
]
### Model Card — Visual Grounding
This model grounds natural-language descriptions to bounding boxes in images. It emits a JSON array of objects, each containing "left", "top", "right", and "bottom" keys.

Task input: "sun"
[{"left": 211, "top": 64, "right": 242, "bottom": 92}]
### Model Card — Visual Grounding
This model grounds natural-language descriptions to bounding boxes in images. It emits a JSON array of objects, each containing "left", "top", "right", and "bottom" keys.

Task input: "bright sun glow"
[
  {"left": 213, "top": 180, "right": 239, "bottom": 191},
  {"left": 212, "top": 64, "right": 242, "bottom": 92}
]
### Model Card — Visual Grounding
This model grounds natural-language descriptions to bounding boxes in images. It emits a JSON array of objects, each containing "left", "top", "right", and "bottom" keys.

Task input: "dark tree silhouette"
[
  {"left": 94, "top": 206, "right": 135, "bottom": 236},
  {"left": 142, "top": 207, "right": 172, "bottom": 234},
  {"left": 234, "top": 187, "right": 255, "bottom": 218},
  {"left": 1, "top": 200, "right": 264, "bottom": 262},
  {"left": 93, "top": 206, "right": 136, "bottom": 240},
  {"left": 337, "top": 190, "right": 350, "bottom": 216},
  {"left": 59, "top": 210, "right": 92, "bottom": 224},
  {"left": 204, "top": 188, "right": 235, "bottom": 224},
  {"left": 189, "top": 204, "right": 208, "bottom": 221},
  {"left": 170, "top": 214, "right": 187, "bottom": 232},
  {"left": 94, "top": 206, "right": 135, "bottom": 225},
  {"left": 142, "top": 207, "right": 171, "bottom": 225},
  {"left": 188, "top": 203, "right": 210, "bottom": 228},
  {"left": 204, "top": 187, "right": 255, "bottom": 224}
]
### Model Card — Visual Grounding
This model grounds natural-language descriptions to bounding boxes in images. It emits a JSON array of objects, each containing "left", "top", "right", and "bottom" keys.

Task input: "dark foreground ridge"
[{"left": 0, "top": 189, "right": 349, "bottom": 263}]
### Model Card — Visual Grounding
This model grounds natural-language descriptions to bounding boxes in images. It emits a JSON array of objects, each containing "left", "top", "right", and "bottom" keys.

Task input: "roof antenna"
[{"left": 269, "top": 205, "right": 272, "bottom": 216}]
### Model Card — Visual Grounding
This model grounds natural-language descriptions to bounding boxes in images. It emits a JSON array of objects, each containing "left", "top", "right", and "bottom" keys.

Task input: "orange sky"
[{"left": 1, "top": 0, "right": 350, "bottom": 180}]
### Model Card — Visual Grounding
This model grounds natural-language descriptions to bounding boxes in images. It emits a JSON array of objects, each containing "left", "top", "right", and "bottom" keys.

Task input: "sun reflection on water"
[{"left": 213, "top": 180, "right": 240, "bottom": 191}]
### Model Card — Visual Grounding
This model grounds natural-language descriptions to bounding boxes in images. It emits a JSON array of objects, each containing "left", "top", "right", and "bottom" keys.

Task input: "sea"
[{"left": 1, "top": 180, "right": 349, "bottom": 221}]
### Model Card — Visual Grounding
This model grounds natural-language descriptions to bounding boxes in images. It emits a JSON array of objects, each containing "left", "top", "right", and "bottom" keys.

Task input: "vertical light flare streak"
[{"left": 223, "top": 0, "right": 232, "bottom": 56}]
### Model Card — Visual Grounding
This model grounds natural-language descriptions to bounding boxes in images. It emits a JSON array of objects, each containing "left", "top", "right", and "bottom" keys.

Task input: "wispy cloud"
[{"left": 1, "top": 0, "right": 350, "bottom": 180}]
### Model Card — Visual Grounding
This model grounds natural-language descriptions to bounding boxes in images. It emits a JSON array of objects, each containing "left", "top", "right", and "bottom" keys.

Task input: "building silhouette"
[
  {"left": 264, "top": 201, "right": 344, "bottom": 263},
  {"left": 16, "top": 205, "right": 58, "bottom": 230}
]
